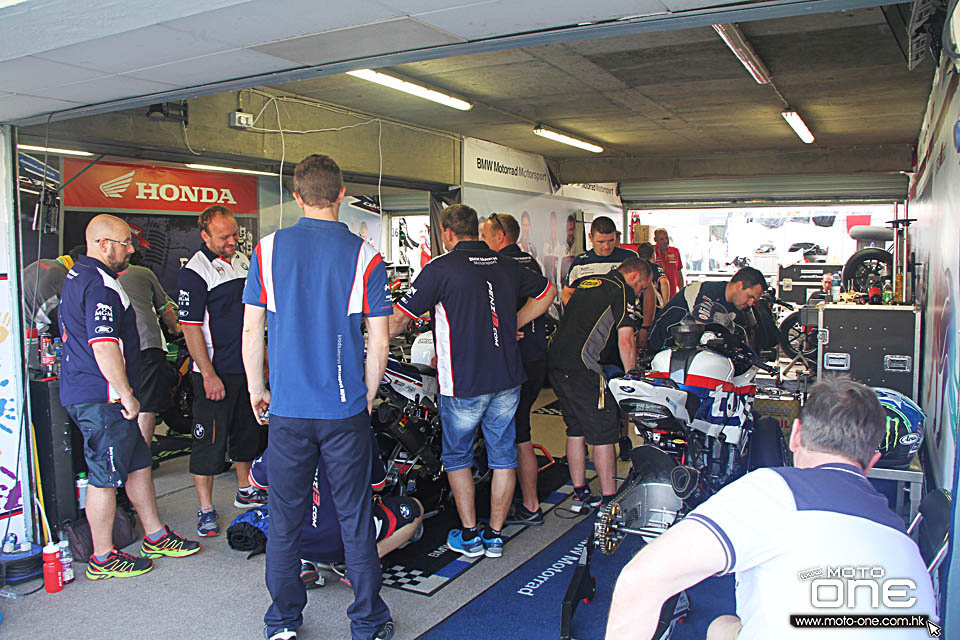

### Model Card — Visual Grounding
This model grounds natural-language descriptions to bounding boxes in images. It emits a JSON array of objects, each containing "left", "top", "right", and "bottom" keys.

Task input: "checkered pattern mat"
[{"left": 532, "top": 400, "right": 563, "bottom": 416}]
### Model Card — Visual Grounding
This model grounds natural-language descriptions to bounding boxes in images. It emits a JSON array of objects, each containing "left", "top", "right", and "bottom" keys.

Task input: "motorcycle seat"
[{"left": 396, "top": 360, "right": 438, "bottom": 378}]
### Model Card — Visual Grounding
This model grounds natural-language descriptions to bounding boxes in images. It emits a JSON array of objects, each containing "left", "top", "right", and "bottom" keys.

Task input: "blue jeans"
[
  {"left": 438, "top": 387, "right": 521, "bottom": 472},
  {"left": 264, "top": 412, "right": 389, "bottom": 639}
]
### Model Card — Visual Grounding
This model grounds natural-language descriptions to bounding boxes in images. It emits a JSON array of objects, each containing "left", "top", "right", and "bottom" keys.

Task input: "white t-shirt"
[{"left": 688, "top": 464, "right": 937, "bottom": 639}]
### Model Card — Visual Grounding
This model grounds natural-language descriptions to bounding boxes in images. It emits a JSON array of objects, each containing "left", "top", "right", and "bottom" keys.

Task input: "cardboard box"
[{"left": 631, "top": 223, "right": 650, "bottom": 244}]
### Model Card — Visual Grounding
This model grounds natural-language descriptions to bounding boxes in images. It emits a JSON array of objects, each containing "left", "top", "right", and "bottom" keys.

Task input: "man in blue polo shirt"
[
  {"left": 59, "top": 214, "right": 200, "bottom": 580},
  {"left": 480, "top": 213, "right": 549, "bottom": 526},
  {"left": 242, "top": 155, "right": 395, "bottom": 640},
  {"left": 178, "top": 205, "right": 266, "bottom": 538},
  {"left": 389, "top": 204, "right": 556, "bottom": 559}
]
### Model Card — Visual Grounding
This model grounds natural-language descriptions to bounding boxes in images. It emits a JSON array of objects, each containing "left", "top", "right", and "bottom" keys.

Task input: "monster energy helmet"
[{"left": 874, "top": 387, "right": 926, "bottom": 469}]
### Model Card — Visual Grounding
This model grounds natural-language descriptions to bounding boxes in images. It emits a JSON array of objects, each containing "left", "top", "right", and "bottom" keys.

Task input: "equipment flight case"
[{"left": 817, "top": 304, "right": 920, "bottom": 400}]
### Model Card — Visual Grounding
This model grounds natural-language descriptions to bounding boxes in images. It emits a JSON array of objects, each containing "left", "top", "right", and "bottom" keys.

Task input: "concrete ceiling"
[{"left": 267, "top": 7, "right": 934, "bottom": 172}]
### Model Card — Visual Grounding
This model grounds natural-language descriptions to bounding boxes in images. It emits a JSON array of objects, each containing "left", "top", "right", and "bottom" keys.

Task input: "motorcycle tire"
[
  {"left": 747, "top": 417, "right": 789, "bottom": 471},
  {"left": 777, "top": 311, "right": 817, "bottom": 360},
  {"left": 842, "top": 247, "right": 892, "bottom": 293}
]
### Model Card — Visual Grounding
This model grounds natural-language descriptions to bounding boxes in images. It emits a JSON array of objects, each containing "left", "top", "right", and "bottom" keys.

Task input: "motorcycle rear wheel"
[
  {"left": 842, "top": 247, "right": 892, "bottom": 293},
  {"left": 777, "top": 311, "right": 817, "bottom": 360}
]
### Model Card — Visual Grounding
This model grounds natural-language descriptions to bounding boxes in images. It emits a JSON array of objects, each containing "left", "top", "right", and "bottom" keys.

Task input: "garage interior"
[{"left": 0, "top": 0, "right": 958, "bottom": 638}]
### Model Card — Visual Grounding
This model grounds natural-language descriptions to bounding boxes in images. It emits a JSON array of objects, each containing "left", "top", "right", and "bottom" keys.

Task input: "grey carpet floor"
[{"left": 1, "top": 456, "right": 591, "bottom": 640}]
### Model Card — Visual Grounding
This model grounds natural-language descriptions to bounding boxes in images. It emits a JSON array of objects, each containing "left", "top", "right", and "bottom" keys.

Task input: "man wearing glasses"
[
  {"left": 59, "top": 214, "right": 200, "bottom": 579},
  {"left": 178, "top": 205, "right": 266, "bottom": 539}
]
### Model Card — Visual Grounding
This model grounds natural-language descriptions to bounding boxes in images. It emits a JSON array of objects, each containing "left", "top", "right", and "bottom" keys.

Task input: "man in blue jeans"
[
  {"left": 242, "top": 155, "right": 394, "bottom": 640},
  {"left": 389, "top": 204, "right": 555, "bottom": 558}
]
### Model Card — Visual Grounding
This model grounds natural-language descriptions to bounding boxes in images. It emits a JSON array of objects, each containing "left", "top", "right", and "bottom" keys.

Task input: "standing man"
[
  {"left": 59, "top": 215, "right": 200, "bottom": 579},
  {"left": 605, "top": 377, "right": 936, "bottom": 639},
  {"left": 635, "top": 243, "right": 670, "bottom": 309},
  {"left": 549, "top": 258, "right": 652, "bottom": 511},
  {"left": 481, "top": 213, "right": 548, "bottom": 526},
  {"left": 118, "top": 260, "right": 181, "bottom": 445},
  {"left": 178, "top": 205, "right": 266, "bottom": 539},
  {"left": 648, "top": 267, "right": 767, "bottom": 353},
  {"left": 389, "top": 205, "right": 555, "bottom": 559},
  {"left": 21, "top": 245, "right": 84, "bottom": 334},
  {"left": 653, "top": 228, "right": 684, "bottom": 298},
  {"left": 242, "top": 155, "right": 395, "bottom": 640}
]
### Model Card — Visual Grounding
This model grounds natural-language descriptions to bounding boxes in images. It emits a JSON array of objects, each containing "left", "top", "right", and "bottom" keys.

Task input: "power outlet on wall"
[{"left": 229, "top": 111, "right": 254, "bottom": 129}]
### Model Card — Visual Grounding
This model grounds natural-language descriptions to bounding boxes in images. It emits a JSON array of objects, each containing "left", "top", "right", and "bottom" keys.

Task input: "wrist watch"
[{"left": 640, "top": 325, "right": 652, "bottom": 331}]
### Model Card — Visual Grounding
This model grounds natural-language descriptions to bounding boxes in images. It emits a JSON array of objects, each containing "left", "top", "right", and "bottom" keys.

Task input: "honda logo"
[{"left": 97, "top": 170, "right": 238, "bottom": 204}]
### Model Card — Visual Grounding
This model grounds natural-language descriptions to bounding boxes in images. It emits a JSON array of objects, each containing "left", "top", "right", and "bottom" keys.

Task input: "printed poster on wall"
[{"left": 339, "top": 196, "right": 383, "bottom": 252}]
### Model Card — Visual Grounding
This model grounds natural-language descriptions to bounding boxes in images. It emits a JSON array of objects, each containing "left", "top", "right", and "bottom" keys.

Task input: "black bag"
[{"left": 62, "top": 509, "right": 142, "bottom": 563}]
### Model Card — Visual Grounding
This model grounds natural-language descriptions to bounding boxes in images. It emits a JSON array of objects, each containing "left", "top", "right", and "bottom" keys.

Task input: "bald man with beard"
[{"left": 59, "top": 214, "right": 200, "bottom": 580}]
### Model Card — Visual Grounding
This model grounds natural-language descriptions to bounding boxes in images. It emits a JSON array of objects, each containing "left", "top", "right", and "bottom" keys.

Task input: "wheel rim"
[{"left": 849, "top": 259, "right": 889, "bottom": 292}]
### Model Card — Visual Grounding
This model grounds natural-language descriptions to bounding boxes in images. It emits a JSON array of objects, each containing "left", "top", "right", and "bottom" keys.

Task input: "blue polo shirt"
[
  {"left": 397, "top": 240, "right": 550, "bottom": 398},
  {"left": 565, "top": 246, "right": 639, "bottom": 288},
  {"left": 177, "top": 244, "right": 249, "bottom": 375},
  {"left": 59, "top": 255, "right": 141, "bottom": 407},
  {"left": 243, "top": 218, "right": 393, "bottom": 419},
  {"left": 499, "top": 243, "right": 548, "bottom": 363}
]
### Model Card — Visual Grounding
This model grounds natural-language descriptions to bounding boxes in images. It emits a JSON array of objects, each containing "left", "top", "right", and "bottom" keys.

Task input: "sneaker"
[
  {"left": 235, "top": 486, "right": 268, "bottom": 508},
  {"left": 140, "top": 525, "right": 202, "bottom": 558},
  {"left": 86, "top": 549, "right": 154, "bottom": 580},
  {"left": 505, "top": 504, "right": 544, "bottom": 526},
  {"left": 446, "top": 529, "right": 484, "bottom": 558},
  {"left": 300, "top": 561, "right": 324, "bottom": 589},
  {"left": 264, "top": 627, "right": 296, "bottom": 640},
  {"left": 197, "top": 508, "right": 220, "bottom": 537},
  {"left": 480, "top": 529, "right": 503, "bottom": 558},
  {"left": 375, "top": 619, "right": 395, "bottom": 640},
  {"left": 569, "top": 488, "right": 602, "bottom": 514},
  {"left": 618, "top": 436, "right": 633, "bottom": 462},
  {"left": 330, "top": 561, "right": 351, "bottom": 587}
]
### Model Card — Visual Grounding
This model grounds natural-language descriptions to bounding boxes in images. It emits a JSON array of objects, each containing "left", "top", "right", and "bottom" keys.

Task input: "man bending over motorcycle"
[
  {"left": 605, "top": 377, "right": 936, "bottom": 640},
  {"left": 647, "top": 267, "right": 766, "bottom": 354},
  {"left": 249, "top": 430, "right": 423, "bottom": 589}
]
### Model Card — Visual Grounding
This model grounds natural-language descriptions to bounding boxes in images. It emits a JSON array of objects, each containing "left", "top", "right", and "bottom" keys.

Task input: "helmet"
[{"left": 874, "top": 387, "right": 925, "bottom": 469}]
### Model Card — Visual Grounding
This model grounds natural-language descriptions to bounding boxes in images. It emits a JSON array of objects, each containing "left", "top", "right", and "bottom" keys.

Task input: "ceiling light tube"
[
  {"left": 17, "top": 144, "right": 93, "bottom": 157},
  {"left": 185, "top": 163, "right": 278, "bottom": 176},
  {"left": 346, "top": 69, "right": 472, "bottom": 111},
  {"left": 532, "top": 125, "right": 603, "bottom": 153},
  {"left": 712, "top": 23, "right": 772, "bottom": 85},
  {"left": 781, "top": 110, "right": 815, "bottom": 144}
]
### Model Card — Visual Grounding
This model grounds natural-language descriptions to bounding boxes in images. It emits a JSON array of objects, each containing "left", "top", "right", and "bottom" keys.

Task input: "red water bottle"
[{"left": 42, "top": 543, "right": 63, "bottom": 593}]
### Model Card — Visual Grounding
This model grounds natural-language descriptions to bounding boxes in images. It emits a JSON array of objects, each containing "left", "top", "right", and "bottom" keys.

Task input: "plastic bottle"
[
  {"left": 58, "top": 539, "right": 74, "bottom": 584},
  {"left": 882, "top": 282, "right": 893, "bottom": 305},
  {"left": 42, "top": 543, "right": 63, "bottom": 593},
  {"left": 54, "top": 338, "right": 63, "bottom": 376},
  {"left": 894, "top": 272, "right": 904, "bottom": 304},
  {"left": 76, "top": 473, "right": 88, "bottom": 510},
  {"left": 831, "top": 273, "right": 842, "bottom": 302},
  {"left": 40, "top": 334, "right": 56, "bottom": 376}
]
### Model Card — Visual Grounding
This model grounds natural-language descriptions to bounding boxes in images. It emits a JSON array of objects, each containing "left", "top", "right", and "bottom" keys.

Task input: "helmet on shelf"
[{"left": 873, "top": 387, "right": 925, "bottom": 469}]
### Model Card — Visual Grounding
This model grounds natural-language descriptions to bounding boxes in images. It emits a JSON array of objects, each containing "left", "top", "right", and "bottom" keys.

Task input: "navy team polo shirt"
[
  {"left": 177, "top": 244, "right": 249, "bottom": 375},
  {"left": 397, "top": 240, "right": 550, "bottom": 398},
  {"left": 499, "top": 243, "right": 548, "bottom": 363},
  {"left": 59, "top": 255, "right": 141, "bottom": 406},
  {"left": 243, "top": 218, "right": 393, "bottom": 420},
  {"left": 564, "top": 246, "right": 638, "bottom": 288}
]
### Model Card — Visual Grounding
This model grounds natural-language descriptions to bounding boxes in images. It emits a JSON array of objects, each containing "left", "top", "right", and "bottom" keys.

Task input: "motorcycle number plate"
[
  {"left": 823, "top": 352, "right": 851, "bottom": 370},
  {"left": 883, "top": 355, "right": 912, "bottom": 373}
]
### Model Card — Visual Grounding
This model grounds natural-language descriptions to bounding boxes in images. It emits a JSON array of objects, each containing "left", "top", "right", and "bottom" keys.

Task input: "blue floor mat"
[{"left": 417, "top": 514, "right": 736, "bottom": 640}]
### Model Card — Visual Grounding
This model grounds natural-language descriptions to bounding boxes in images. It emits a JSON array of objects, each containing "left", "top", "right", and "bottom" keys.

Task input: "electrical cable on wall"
[{"left": 181, "top": 122, "right": 203, "bottom": 156}]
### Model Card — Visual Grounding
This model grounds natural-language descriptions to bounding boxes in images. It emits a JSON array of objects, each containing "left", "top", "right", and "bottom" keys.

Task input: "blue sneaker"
[
  {"left": 446, "top": 529, "right": 483, "bottom": 557},
  {"left": 197, "top": 508, "right": 219, "bottom": 537},
  {"left": 480, "top": 529, "right": 503, "bottom": 558}
]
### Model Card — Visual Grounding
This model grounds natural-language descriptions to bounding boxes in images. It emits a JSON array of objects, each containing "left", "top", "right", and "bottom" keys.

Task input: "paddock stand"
[{"left": 560, "top": 530, "right": 689, "bottom": 640}]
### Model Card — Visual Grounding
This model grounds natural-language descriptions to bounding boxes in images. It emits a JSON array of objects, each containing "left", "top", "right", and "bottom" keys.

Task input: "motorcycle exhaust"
[{"left": 670, "top": 465, "right": 700, "bottom": 500}]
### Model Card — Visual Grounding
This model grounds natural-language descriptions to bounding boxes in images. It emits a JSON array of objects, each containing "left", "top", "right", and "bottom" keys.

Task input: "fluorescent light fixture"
[
  {"left": 185, "top": 163, "right": 278, "bottom": 176},
  {"left": 17, "top": 144, "right": 93, "bottom": 157},
  {"left": 346, "top": 69, "right": 472, "bottom": 111},
  {"left": 712, "top": 23, "right": 772, "bottom": 85},
  {"left": 532, "top": 125, "right": 603, "bottom": 153},
  {"left": 781, "top": 110, "right": 815, "bottom": 144}
]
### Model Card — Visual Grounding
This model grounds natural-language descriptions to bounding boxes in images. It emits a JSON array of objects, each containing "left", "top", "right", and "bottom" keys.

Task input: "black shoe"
[
  {"left": 375, "top": 619, "right": 395, "bottom": 640},
  {"left": 505, "top": 504, "right": 544, "bottom": 526},
  {"left": 618, "top": 436, "right": 633, "bottom": 462},
  {"left": 570, "top": 488, "right": 602, "bottom": 514}
]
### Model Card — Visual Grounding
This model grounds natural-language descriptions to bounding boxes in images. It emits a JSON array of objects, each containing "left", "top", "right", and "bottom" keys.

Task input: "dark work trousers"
[
  {"left": 515, "top": 360, "right": 547, "bottom": 444},
  {"left": 264, "top": 411, "right": 390, "bottom": 639}
]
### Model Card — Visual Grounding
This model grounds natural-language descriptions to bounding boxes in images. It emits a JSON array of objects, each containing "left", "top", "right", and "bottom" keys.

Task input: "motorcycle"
[{"left": 561, "top": 305, "right": 787, "bottom": 640}]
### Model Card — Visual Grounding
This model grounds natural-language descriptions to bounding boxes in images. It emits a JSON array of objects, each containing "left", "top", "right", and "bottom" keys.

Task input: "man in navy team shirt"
[
  {"left": 242, "top": 155, "right": 395, "bottom": 640},
  {"left": 59, "top": 214, "right": 200, "bottom": 580},
  {"left": 389, "top": 204, "right": 556, "bottom": 559},
  {"left": 178, "top": 205, "right": 267, "bottom": 539}
]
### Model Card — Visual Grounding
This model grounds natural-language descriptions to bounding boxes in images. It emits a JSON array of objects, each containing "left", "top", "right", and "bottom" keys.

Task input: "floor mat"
[
  {"left": 533, "top": 399, "right": 563, "bottom": 416},
  {"left": 380, "top": 458, "right": 592, "bottom": 597},
  {"left": 416, "top": 514, "right": 735, "bottom": 640},
  {"left": 151, "top": 433, "right": 192, "bottom": 465}
]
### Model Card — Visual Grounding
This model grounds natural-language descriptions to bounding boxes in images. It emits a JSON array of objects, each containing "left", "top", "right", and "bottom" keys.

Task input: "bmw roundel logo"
[
  {"left": 400, "top": 505, "right": 410, "bottom": 519},
  {"left": 194, "top": 423, "right": 205, "bottom": 439},
  {"left": 619, "top": 386, "right": 635, "bottom": 393}
]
